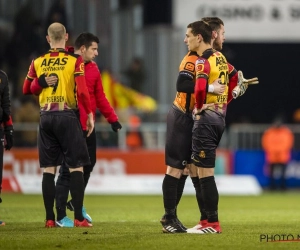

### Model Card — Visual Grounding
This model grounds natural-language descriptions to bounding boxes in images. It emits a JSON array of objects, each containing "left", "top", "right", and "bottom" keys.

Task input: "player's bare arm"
[{"left": 177, "top": 71, "right": 224, "bottom": 95}]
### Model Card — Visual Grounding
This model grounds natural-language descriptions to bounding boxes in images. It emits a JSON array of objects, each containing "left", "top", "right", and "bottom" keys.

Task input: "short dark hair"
[
  {"left": 74, "top": 32, "right": 99, "bottom": 50},
  {"left": 201, "top": 17, "right": 224, "bottom": 32},
  {"left": 187, "top": 20, "right": 212, "bottom": 44}
]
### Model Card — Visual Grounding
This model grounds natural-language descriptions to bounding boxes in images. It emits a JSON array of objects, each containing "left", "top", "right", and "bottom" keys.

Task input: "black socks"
[
  {"left": 191, "top": 176, "right": 207, "bottom": 221},
  {"left": 199, "top": 176, "right": 219, "bottom": 223},
  {"left": 176, "top": 174, "right": 188, "bottom": 207},
  {"left": 162, "top": 174, "right": 179, "bottom": 219},
  {"left": 42, "top": 173, "right": 55, "bottom": 221},
  {"left": 70, "top": 171, "right": 85, "bottom": 221}
]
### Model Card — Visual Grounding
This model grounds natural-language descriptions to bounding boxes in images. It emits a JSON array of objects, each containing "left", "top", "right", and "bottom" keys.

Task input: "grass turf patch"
[{"left": 1, "top": 192, "right": 300, "bottom": 249}]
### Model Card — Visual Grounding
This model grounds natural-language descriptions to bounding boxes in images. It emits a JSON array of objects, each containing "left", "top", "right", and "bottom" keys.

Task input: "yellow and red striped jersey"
[
  {"left": 195, "top": 49, "right": 232, "bottom": 114},
  {"left": 26, "top": 48, "right": 85, "bottom": 111}
]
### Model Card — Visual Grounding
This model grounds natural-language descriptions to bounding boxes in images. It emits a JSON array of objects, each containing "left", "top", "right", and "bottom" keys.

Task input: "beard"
[{"left": 213, "top": 40, "right": 222, "bottom": 51}]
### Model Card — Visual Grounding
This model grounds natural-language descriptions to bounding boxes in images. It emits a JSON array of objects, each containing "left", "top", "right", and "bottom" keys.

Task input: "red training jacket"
[{"left": 79, "top": 61, "right": 118, "bottom": 130}]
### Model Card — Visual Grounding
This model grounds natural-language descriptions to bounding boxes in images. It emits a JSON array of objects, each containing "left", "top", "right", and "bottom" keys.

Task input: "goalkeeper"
[
  {"left": 173, "top": 17, "right": 258, "bottom": 232},
  {"left": 189, "top": 17, "right": 258, "bottom": 231}
]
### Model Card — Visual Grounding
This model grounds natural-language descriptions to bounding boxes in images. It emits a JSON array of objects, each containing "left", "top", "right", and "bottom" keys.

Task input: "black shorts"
[
  {"left": 38, "top": 110, "right": 91, "bottom": 168},
  {"left": 59, "top": 127, "right": 97, "bottom": 175},
  {"left": 191, "top": 110, "right": 225, "bottom": 168},
  {"left": 165, "top": 105, "right": 194, "bottom": 169}
]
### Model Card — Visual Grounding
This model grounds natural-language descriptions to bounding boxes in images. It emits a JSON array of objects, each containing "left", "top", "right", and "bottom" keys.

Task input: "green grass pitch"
[{"left": 0, "top": 192, "right": 300, "bottom": 250}]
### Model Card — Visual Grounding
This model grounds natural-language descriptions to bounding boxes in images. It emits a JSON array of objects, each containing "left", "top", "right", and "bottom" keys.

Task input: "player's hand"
[
  {"left": 38, "top": 74, "right": 58, "bottom": 88},
  {"left": 192, "top": 108, "right": 200, "bottom": 120},
  {"left": 86, "top": 113, "right": 94, "bottom": 137},
  {"left": 212, "top": 78, "right": 225, "bottom": 95},
  {"left": 192, "top": 104, "right": 214, "bottom": 119},
  {"left": 4, "top": 126, "right": 13, "bottom": 150},
  {"left": 111, "top": 121, "right": 122, "bottom": 132},
  {"left": 45, "top": 76, "right": 58, "bottom": 87}
]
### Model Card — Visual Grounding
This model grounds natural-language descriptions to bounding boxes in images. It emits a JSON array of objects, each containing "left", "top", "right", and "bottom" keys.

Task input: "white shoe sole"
[{"left": 187, "top": 227, "right": 220, "bottom": 234}]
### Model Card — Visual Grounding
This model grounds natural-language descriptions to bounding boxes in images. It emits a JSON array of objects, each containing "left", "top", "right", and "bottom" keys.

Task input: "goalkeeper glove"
[
  {"left": 232, "top": 70, "right": 259, "bottom": 99},
  {"left": 4, "top": 125, "right": 13, "bottom": 150},
  {"left": 111, "top": 121, "right": 122, "bottom": 132}
]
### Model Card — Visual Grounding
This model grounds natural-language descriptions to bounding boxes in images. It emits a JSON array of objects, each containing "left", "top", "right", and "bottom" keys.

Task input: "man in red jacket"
[{"left": 29, "top": 32, "right": 122, "bottom": 227}]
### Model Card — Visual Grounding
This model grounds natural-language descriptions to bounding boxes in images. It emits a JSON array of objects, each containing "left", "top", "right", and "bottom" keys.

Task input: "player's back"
[{"left": 32, "top": 48, "right": 82, "bottom": 111}]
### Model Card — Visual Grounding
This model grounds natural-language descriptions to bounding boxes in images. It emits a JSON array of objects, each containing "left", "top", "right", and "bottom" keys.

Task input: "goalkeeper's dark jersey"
[
  {"left": 173, "top": 51, "right": 198, "bottom": 113},
  {"left": 26, "top": 48, "right": 84, "bottom": 112}
]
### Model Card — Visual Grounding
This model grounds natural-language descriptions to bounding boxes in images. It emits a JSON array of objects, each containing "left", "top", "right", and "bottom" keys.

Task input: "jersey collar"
[{"left": 48, "top": 48, "right": 66, "bottom": 52}]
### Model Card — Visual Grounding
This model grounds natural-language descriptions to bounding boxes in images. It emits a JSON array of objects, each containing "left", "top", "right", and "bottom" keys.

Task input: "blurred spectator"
[
  {"left": 4, "top": 2, "right": 45, "bottom": 98},
  {"left": 261, "top": 115, "right": 294, "bottom": 191},
  {"left": 45, "top": 0, "right": 68, "bottom": 29},
  {"left": 13, "top": 96, "right": 40, "bottom": 147},
  {"left": 96, "top": 116, "right": 118, "bottom": 148},
  {"left": 126, "top": 115, "right": 143, "bottom": 150},
  {"left": 293, "top": 108, "right": 300, "bottom": 123},
  {"left": 44, "top": 0, "right": 70, "bottom": 45},
  {"left": 123, "top": 57, "right": 146, "bottom": 93},
  {"left": 97, "top": 130, "right": 118, "bottom": 148},
  {"left": 0, "top": 21, "right": 13, "bottom": 69}
]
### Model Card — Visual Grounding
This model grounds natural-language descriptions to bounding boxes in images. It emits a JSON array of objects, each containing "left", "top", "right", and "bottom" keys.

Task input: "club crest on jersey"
[
  {"left": 196, "top": 63, "right": 204, "bottom": 72},
  {"left": 199, "top": 151, "right": 206, "bottom": 158},
  {"left": 79, "top": 63, "right": 84, "bottom": 72}
]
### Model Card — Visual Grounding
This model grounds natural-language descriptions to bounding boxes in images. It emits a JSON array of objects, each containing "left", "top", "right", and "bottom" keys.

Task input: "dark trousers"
[
  {"left": 270, "top": 163, "right": 287, "bottom": 190},
  {"left": 0, "top": 129, "right": 4, "bottom": 196},
  {"left": 55, "top": 128, "right": 97, "bottom": 210}
]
